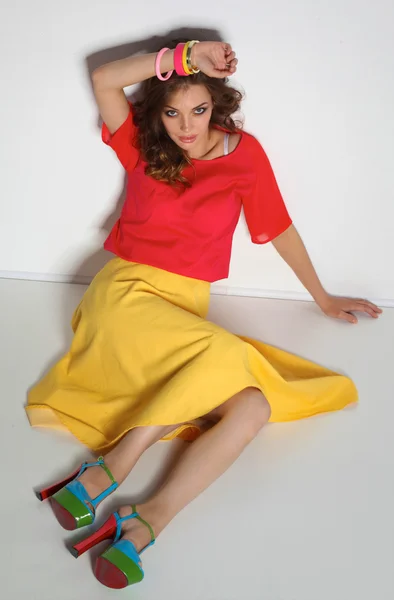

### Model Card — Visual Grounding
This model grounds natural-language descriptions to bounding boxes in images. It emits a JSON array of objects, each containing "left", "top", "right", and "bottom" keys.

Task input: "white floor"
[{"left": 1, "top": 277, "right": 393, "bottom": 600}]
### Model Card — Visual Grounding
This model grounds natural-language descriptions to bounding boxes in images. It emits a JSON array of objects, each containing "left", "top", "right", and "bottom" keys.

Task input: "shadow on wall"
[{"left": 70, "top": 25, "right": 226, "bottom": 284}]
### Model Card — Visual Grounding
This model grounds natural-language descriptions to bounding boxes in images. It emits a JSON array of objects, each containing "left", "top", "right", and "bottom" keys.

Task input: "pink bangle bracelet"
[
  {"left": 155, "top": 43, "right": 192, "bottom": 81},
  {"left": 155, "top": 47, "right": 173, "bottom": 81}
]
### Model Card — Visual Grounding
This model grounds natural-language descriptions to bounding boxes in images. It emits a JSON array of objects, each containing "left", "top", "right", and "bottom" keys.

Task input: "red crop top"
[{"left": 101, "top": 103, "right": 292, "bottom": 282}]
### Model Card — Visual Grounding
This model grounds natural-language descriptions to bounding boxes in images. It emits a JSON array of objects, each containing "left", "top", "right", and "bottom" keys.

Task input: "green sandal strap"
[
  {"left": 97, "top": 456, "right": 117, "bottom": 485},
  {"left": 131, "top": 504, "right": 156, "bottom": 544}
]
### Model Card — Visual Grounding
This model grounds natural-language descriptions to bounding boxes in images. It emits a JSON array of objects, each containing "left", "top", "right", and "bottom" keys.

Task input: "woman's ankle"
[
  {"left": 117, "top": 504, "right": 164, "bottom": 554},
  {"left": 78, "top": 465, "right": 112, "bottom": 493},
  {"left": 136, "top": 499, "right": 173, "bottom": 539}
]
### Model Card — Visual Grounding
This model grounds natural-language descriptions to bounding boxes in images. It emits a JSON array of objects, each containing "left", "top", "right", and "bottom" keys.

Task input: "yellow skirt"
[{"left": 26, "top": 257, "right": 358, "bottom": 453}]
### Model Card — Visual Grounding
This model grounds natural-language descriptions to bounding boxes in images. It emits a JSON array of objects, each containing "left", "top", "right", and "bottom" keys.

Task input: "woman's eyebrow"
[{"left": 163, "top": 102, "right": 209, "bottom": 110}]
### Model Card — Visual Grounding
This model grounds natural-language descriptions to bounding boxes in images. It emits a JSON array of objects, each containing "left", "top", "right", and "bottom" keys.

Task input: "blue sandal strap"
[
  {"left": 113, "top": 510, "right": 138, "bottom": 542},
  {"left": 76, "top": 456, "right": 117, "bottom": 481},
  {"left": 75, "top": 460, "right": 97, "bottom": 479},
  {"left": 91, "top": 482, "right": 118, "bottom": 508},
  {"left": 69, "top": 456, "right": 118, "bottom": 512}
]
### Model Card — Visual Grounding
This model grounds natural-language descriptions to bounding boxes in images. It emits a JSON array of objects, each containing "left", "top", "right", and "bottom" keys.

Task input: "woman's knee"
[
  {"left": 239, "top": 387, "right": 271, "bottom": 433},
  {"left": 205, "top": 387, "right": 271, "bottom": 432}
]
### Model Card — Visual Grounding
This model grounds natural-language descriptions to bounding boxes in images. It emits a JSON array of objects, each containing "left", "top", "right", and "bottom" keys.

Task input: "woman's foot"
[
  {"left": 116, "top": 505, "right": 158, "bottom": 566},
  {"left": 77, "top": 424, "right": 182, "bottom": 508},
  {"left": 77, "top": 464, "right": 116, "bottom": 511}
]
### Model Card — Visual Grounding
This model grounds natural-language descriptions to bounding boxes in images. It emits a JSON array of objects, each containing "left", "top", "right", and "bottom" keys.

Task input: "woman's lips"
[{"left": 179, "top": 135, "right": 197, "bottom": 143}]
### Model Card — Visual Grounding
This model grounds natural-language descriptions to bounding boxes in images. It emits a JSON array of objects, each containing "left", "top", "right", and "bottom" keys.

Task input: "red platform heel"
[
  {"left": 71, "top": 513, "right": 118, "bottom": 558},
  {"left": 70, "top": 506, "right": 156, "bottom": 589},
  {"left": 35, "top": 465, "right": 82, "bottom": 501},
  {"left": 35, "top": 457, "right": 118, "bottom": 530}
]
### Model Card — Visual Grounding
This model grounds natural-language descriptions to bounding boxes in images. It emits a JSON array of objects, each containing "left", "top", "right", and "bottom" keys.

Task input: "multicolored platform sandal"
[
  {"left": 35, "top": 456, "right": 118, "bottom": 531},
  {"left": 71, "top": 504, "right": 155, "bottom": 589}
]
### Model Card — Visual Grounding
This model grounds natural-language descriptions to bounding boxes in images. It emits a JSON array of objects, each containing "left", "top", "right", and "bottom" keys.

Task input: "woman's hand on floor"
[{"left": 318, "top": 294, "right": 383, "bottom": 324}]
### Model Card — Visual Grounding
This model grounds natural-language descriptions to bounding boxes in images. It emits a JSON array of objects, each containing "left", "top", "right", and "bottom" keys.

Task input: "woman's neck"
[{"left": 187, "top": 126, "right": 220, "bottom": 160}]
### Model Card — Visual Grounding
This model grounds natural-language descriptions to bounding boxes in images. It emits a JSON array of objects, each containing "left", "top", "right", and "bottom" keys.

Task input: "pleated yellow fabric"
[{"left": 26, "top": 257, "right": 358, "bottom": 452}]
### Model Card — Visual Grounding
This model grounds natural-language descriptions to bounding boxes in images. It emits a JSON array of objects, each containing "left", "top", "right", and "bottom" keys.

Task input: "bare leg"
[
  {"left": 78, "top": 423, "right": 184, "bottom": 504},
  {"left": 117, "top": 387, "right": 271, "bottom": 553}
]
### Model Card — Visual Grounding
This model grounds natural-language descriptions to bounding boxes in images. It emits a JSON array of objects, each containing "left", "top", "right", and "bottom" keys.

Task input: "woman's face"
[{"left": 161, "top": 85, "right": 214, "bottom": 149}]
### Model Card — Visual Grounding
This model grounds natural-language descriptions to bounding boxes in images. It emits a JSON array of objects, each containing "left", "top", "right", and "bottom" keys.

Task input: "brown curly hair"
[{"left": 131, "top": 39, "right": 245, "bottom": 192}]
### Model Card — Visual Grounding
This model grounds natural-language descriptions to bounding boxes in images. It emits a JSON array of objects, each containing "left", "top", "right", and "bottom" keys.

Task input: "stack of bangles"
[{"left": 155, "top": 40, "right": 200, "bottom": 81}]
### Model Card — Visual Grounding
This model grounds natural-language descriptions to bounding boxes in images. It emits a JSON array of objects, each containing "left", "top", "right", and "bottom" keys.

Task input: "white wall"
[{"left": 1, "top": 1, "right": 393, "bottom": 303}]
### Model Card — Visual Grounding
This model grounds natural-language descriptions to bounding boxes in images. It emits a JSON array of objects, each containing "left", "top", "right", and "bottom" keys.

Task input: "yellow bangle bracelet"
[
  {"left": 182, "top": 42, "right": 194, "bottom": 75},
  {"left": 186, "top": 40, "right": 200, "bottom": 74}
]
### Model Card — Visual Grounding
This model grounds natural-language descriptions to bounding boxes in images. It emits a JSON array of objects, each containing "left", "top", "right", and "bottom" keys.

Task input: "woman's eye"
[{"left": 165, "top": 108, "right": 206, "bottom": 117}]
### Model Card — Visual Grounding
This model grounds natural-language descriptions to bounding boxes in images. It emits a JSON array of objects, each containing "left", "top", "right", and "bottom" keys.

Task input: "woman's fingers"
[
  {"left": 341, "top": 300, "right": 382, "bottom": 319},
  {"left": 347, "top": 302, "right": 373, "bottom": 317},
  {"left": 337, "top": 304, "right": 376, "bottom": 323},
  {"left": 357, "top": 304, "right": 378, "bottom": 318},
  {"left": 324, "top": 295, "right": 382, "bottom": 324},
  {"left": 223, "top": 45, "right": 237, "bottom": 71},
  {"left": 339, "top": 310, "right": 357, "bottom": 324},
  {"left": 351, "top": 301, "right": 380, "bottom": 318},
  {"left": 355, "top": 299, "right": 383, "bottom": 313}
]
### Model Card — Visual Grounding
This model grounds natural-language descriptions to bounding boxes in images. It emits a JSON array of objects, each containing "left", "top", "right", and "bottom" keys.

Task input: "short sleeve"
[
  {"left": 101, "top": 101, "right": 140, "bottom": 172},
  {"left": 242, "top": 137, "right": 292, "bottom": 244}
]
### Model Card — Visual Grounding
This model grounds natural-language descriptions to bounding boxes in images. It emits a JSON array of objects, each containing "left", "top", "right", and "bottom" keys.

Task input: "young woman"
[{"left": 27, "top": 39, "right": 382, "bottom": 589}]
